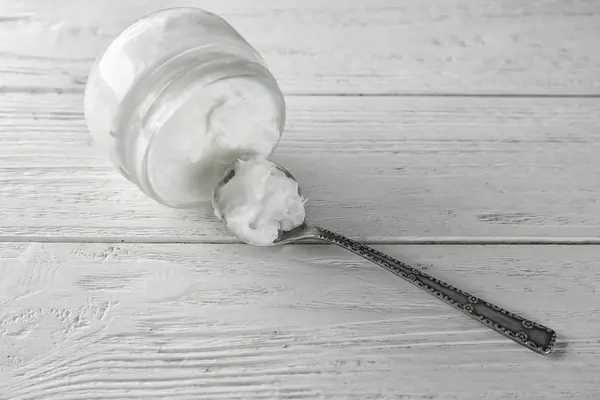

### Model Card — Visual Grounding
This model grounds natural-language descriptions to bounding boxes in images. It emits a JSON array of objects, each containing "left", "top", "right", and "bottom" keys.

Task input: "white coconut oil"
[
  {"left": 144, "top": 74, "right": 282, "bottom": 205},
  {"left": 213, "top": 157, "right": 307, "bottom": 246}
]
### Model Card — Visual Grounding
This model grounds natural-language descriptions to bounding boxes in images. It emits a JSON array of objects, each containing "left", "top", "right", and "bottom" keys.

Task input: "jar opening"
[{"left": 115, "top": 52, "right": 286, "bottom": 208}]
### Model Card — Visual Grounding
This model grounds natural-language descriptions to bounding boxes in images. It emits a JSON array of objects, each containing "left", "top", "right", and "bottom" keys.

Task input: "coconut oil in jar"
[{"left": 84, "top": 7, "right": 286, "bottom": 207}]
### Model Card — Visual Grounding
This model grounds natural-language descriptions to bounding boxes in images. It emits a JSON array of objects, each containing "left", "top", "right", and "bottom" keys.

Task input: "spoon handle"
[{"left": 314, "top": 226, "right": 557, "bottom": 355}]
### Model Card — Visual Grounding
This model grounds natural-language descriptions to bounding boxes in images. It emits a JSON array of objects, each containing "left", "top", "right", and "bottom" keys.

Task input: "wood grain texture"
[
  {"left": 1, "top": 1, "right": 598, "bottom": 399},
  {"left": 1, "top": 0, "right": 599, "bottom": 95},
  {"left": 1, "top": 93, "right": 599, "bottom": 241},
  {"left": 1, "top": 243, "right": 599, "bottom": 399}
]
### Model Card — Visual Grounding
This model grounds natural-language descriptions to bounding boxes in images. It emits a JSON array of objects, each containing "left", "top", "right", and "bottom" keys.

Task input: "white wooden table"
[{"left": 1, "top": 1, "right": 599, "bottom": 399}]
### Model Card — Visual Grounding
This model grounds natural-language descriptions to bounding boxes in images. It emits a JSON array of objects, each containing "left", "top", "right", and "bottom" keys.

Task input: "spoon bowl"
[{"left": 213, "top": 159, "right": 317, "bottom": 245}]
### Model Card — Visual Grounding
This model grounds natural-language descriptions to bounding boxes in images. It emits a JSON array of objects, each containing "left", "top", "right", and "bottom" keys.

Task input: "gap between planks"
[
  {"left": 300, "top": 93, "right": 600, "bottom": 98},
  {"left": 2, "top": 236, "right": 600, "bottom": 245},
  {"left": 3, "top": 86, "right": 600, "bottom": 98}
]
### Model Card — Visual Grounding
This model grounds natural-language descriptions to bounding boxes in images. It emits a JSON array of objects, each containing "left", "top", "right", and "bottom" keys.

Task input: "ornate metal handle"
[{"left": 315, "top": 227, "right": 557, "bottom": 355}]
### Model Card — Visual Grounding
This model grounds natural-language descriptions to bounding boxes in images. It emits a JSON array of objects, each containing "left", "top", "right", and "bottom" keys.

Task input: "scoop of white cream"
[
  {"left": 144, "top": 75, "right": 283, "bottom": 207},
  {"left": 213, "top": 157, "right": 306, "bottom": 246}
]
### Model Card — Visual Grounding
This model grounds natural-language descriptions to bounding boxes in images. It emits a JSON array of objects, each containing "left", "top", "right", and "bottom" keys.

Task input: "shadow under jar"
[{"left": 84, "top": 7, "right": 286, "bottom": 208}]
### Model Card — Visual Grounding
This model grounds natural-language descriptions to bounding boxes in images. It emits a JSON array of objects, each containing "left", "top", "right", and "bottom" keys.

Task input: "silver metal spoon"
[{"left": 213, "top": 160, "right": 557, "bottom": 355}]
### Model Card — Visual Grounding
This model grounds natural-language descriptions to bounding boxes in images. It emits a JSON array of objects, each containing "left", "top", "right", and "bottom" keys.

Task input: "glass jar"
[{"left": 84, "top": 7, "right": 286, "bottom": 208}]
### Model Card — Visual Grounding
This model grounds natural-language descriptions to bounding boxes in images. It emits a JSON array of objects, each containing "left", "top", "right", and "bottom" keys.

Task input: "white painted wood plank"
[
  {"left": 0, "top": 243, "right": 598, "bottom": 399},
  {"left": 1, "top": 0, "right": 599, "bottom": 95},
  {"left": 1, "top": 93, "right": 599, "bottom": 241}
]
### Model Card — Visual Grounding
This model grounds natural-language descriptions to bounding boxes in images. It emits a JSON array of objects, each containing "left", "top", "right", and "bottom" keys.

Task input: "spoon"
[{"left": 213, "top": 160, "right": 557, "bottom": 355}]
